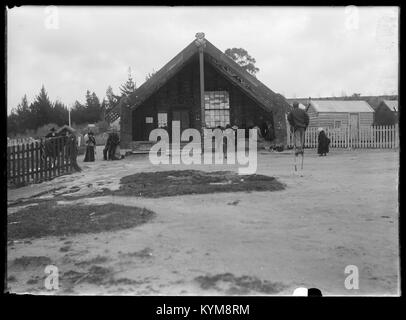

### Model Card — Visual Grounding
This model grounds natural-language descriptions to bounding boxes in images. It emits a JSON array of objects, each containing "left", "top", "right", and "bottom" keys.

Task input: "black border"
[{"left": 1, "top": 2, "right": 404, "bottom": 317}]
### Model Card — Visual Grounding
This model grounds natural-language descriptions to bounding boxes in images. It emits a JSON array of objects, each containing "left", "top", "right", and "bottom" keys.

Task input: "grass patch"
[
  {"left": 194, "top": 273, "right": 287, "bottom": 295},
  {"left": 74, "top": 255, "right": 109, "bottom": 267},
  {"left": 8, "top": 202, "right": 155, "bottom": 240},
  {"left": 112, "top": 170, "right": 285, "bottom": 198},
  {"left": 11, "top": 256, "right": 52, "bottom": 269},
  {"left": 7, "top": 275, "right": 17, "bottom": 282},
  {"left": 120, "top": 248, "right": 153, "bottom": 259}
]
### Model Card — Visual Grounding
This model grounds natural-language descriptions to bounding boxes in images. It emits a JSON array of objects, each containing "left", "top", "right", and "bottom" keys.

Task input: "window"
[
  {"left": 204, "top": 91, "right": 230, "bottom": 128},
  {"left": 145, "top": 117, "right": 153, "bottom": 124},
  {"left": 157, "top": 113, "right": 168, "bottom": 128},
  {"left": 334, "top": 120, "right": 341, "bottom": 128}
]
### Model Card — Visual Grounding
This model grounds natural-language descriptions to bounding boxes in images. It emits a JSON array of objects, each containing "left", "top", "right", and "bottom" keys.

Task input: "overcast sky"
[{"left": 7, "top": 6, "right": 398, "bottom": 114}]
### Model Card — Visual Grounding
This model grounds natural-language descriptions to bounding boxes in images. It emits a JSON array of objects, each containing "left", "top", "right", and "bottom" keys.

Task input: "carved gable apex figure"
[{"left": 195, "top": 32, "right": 206, "bottom": 48}]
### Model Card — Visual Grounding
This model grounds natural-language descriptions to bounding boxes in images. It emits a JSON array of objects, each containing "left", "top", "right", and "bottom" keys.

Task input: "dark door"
[
  {"left": 144, "top": 116, "right": 155, "bottom": 141},
  {"left": 172, "top": 110, "right": 190, "bottom": 131}
]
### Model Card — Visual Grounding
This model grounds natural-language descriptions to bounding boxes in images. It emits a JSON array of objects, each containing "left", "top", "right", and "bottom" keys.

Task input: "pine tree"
[
  {"left": 8, "top": 95, "right": 31, "bottom": 135},
  {"left": 119, "top": 67, "right": 136, "bottom": 96},
  {"left": 53, "top": 100, "right": 69, "bottom": 126},
  {"left": 30, "top": 85, "right": 54, "bottom": 129},
  {"left": 70, "top": 100, "right": 86, "bottom": 125},
  {"left": 104, "top": 85, "right": 120, "bottom": 112}
]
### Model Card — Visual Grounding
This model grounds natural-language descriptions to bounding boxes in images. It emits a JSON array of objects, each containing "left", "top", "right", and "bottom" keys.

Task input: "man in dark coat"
[
  {"left": 317, "top": 128, "right": 330, "bottom": 156},
  {"left": 287, "top": 102, "right": 309, "bottom": 155}
]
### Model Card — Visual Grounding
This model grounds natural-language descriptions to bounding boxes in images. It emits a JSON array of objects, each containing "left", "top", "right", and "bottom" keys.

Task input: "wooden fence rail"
[
  {"left": 7, "top": 136, "right": 79, "bottom": 187},
  {"left": 7, "top": 137, "right": 38, "bottom": 147},
  {"left": 287, "top": 124, "right": 399, "bottom": 149}
]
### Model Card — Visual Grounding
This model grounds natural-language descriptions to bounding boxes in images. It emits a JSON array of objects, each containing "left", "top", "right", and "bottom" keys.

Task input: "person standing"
[
  {"left": 317, "top": 128, "right": 331, "bottom": 156},
  {"left": 83, "top": 131, "right": 96, "bottom": 162},
  {"left": 103, "top": 131, "right": 112, "bottom": 160},
  {"left": 108, "top": 129, "right": 120, "bottom": 160},
  {"left": 287, "top": 101, "right": 309, "bottom": 155},
  {"left": 287, "top": 101, "right": 309, "bottom": 173}
]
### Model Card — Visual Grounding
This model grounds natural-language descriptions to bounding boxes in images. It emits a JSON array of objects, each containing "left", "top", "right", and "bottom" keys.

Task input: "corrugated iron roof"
[
  {"left": 310, "top": 100, "right": 374, "bottom": 113},
  {"left": 383, "top": 100, "right": 398, "bottom": 112}
]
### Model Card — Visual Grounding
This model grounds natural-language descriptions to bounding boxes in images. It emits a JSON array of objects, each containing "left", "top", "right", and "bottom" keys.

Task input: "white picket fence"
[{"left": 287, "top": 124, "right": 399, "bottom": 149}]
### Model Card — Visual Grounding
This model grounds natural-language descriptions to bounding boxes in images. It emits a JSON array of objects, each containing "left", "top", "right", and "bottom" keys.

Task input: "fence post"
[
  {"left": 35, "top": 141, "right": 39, "bottom": 182},
  {"left": 30, "top": 142, "right": 34, "bottom": 181},
  {"left": 40, "top": 139, "right": 44, "bottom": 181},
  {"left": 62, "top": 137, "right": 66, "bottom": 172},
  {"left": 387, "top": 125, "right": 390, "bottom": 149},
  {"left": 395, "top": 124, "right": 398, "bottom": 148},
  {"left": 374, "top": 126, "right": 377, "bottom": 148},
  {"left": 16, "top": 144, "right": 21, "bottom": 185},
  {"left": 45, "top": 139, "right": 49, "bottom": 181},
  {"left": 22, "top": 144, "right": 27, "bottom": 184},
  {"left": 57, "top": 137, "right": 61, "bottom": 176},
  {"left": 7, "top": 147, "right": 11, "bottom": 182}
]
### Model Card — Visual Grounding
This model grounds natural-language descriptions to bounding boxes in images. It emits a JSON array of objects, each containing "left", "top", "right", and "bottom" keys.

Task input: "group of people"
[
  {"left": 287, "top": 101, "right": 330, "bottom": 156},
  {"left": 83, "top": 128, "right": 124, "bottom": 162},
  {"left": 54, "top": 102, "right": 330, "bottom": 166}
]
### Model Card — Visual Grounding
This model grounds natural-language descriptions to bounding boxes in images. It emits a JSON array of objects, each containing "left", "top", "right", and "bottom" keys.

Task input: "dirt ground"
[{"left": 7, "top": 147, "right": 399, "bottom": 296}]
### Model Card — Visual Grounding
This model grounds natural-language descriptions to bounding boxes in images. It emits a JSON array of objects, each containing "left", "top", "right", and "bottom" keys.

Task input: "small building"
[
  {"left": 306, "top": 100, "right": 375, "bottom": 130},
  {"left": 373, "top": 100, "right": 398, "bottom": 125},
  {"left": 57, "top": 125, "right": 76, "bottom": 136},
  {"left": 107, "top": 33, "right": 290, "bottom": 148}
]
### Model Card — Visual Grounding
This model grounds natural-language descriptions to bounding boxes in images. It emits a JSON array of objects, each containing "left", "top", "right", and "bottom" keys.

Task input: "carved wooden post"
[
  {"left": 195, "top": 32, "right": 206, "bottom": 153},
  {"left": 195, "top": 32, "right": 206, "bottom": 131}
]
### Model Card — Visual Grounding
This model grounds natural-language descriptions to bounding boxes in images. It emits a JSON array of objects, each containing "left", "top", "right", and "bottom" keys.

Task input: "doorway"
[
  {"left": 349, "top": 113, "right": 359, "bottom": 143},
  {"left": 172, "top": 110, "right": 190, "bottom": 132}
]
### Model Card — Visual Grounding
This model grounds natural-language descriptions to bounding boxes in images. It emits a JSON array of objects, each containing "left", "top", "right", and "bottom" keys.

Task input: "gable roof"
[
  {"left": 109, "top": 36, "right": 289, "bottom": 117},
  {"left": 57, "top": 125, "right": 76, "bottom": 134},
  {"left": 310, "top": 100, "right": 374, "bottom": 113},
  {"left": 383, "top": 100, "right": 398, "bottom": 112}
]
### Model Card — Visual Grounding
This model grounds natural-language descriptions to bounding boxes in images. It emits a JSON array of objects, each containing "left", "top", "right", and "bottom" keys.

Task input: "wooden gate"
[{"left": 7, "top": 135, "right": 80, "bottom": 187}]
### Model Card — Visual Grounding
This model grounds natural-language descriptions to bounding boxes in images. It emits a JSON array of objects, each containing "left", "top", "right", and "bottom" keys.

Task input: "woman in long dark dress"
[
  {"left": 84, "top": 131, "right": 96, "bottom": 162},
  {"left": 317, "top": 128, "right": 330, "bottom": 156}
]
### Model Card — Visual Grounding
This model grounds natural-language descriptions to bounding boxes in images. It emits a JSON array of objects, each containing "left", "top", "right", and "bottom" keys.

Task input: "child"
[{"left": 317, "top": 128, "right": 330, "bottom": 156}]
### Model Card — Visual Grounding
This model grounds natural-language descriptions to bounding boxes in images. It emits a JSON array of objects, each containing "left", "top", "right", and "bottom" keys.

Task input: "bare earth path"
[{"left": 7, "top": 148, "right": 399, "bottom": 295}]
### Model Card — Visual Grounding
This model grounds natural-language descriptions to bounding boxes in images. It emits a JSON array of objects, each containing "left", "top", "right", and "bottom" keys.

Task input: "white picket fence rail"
[{"left": 287, "top": 124, "right": 399, "bottom": 149}]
